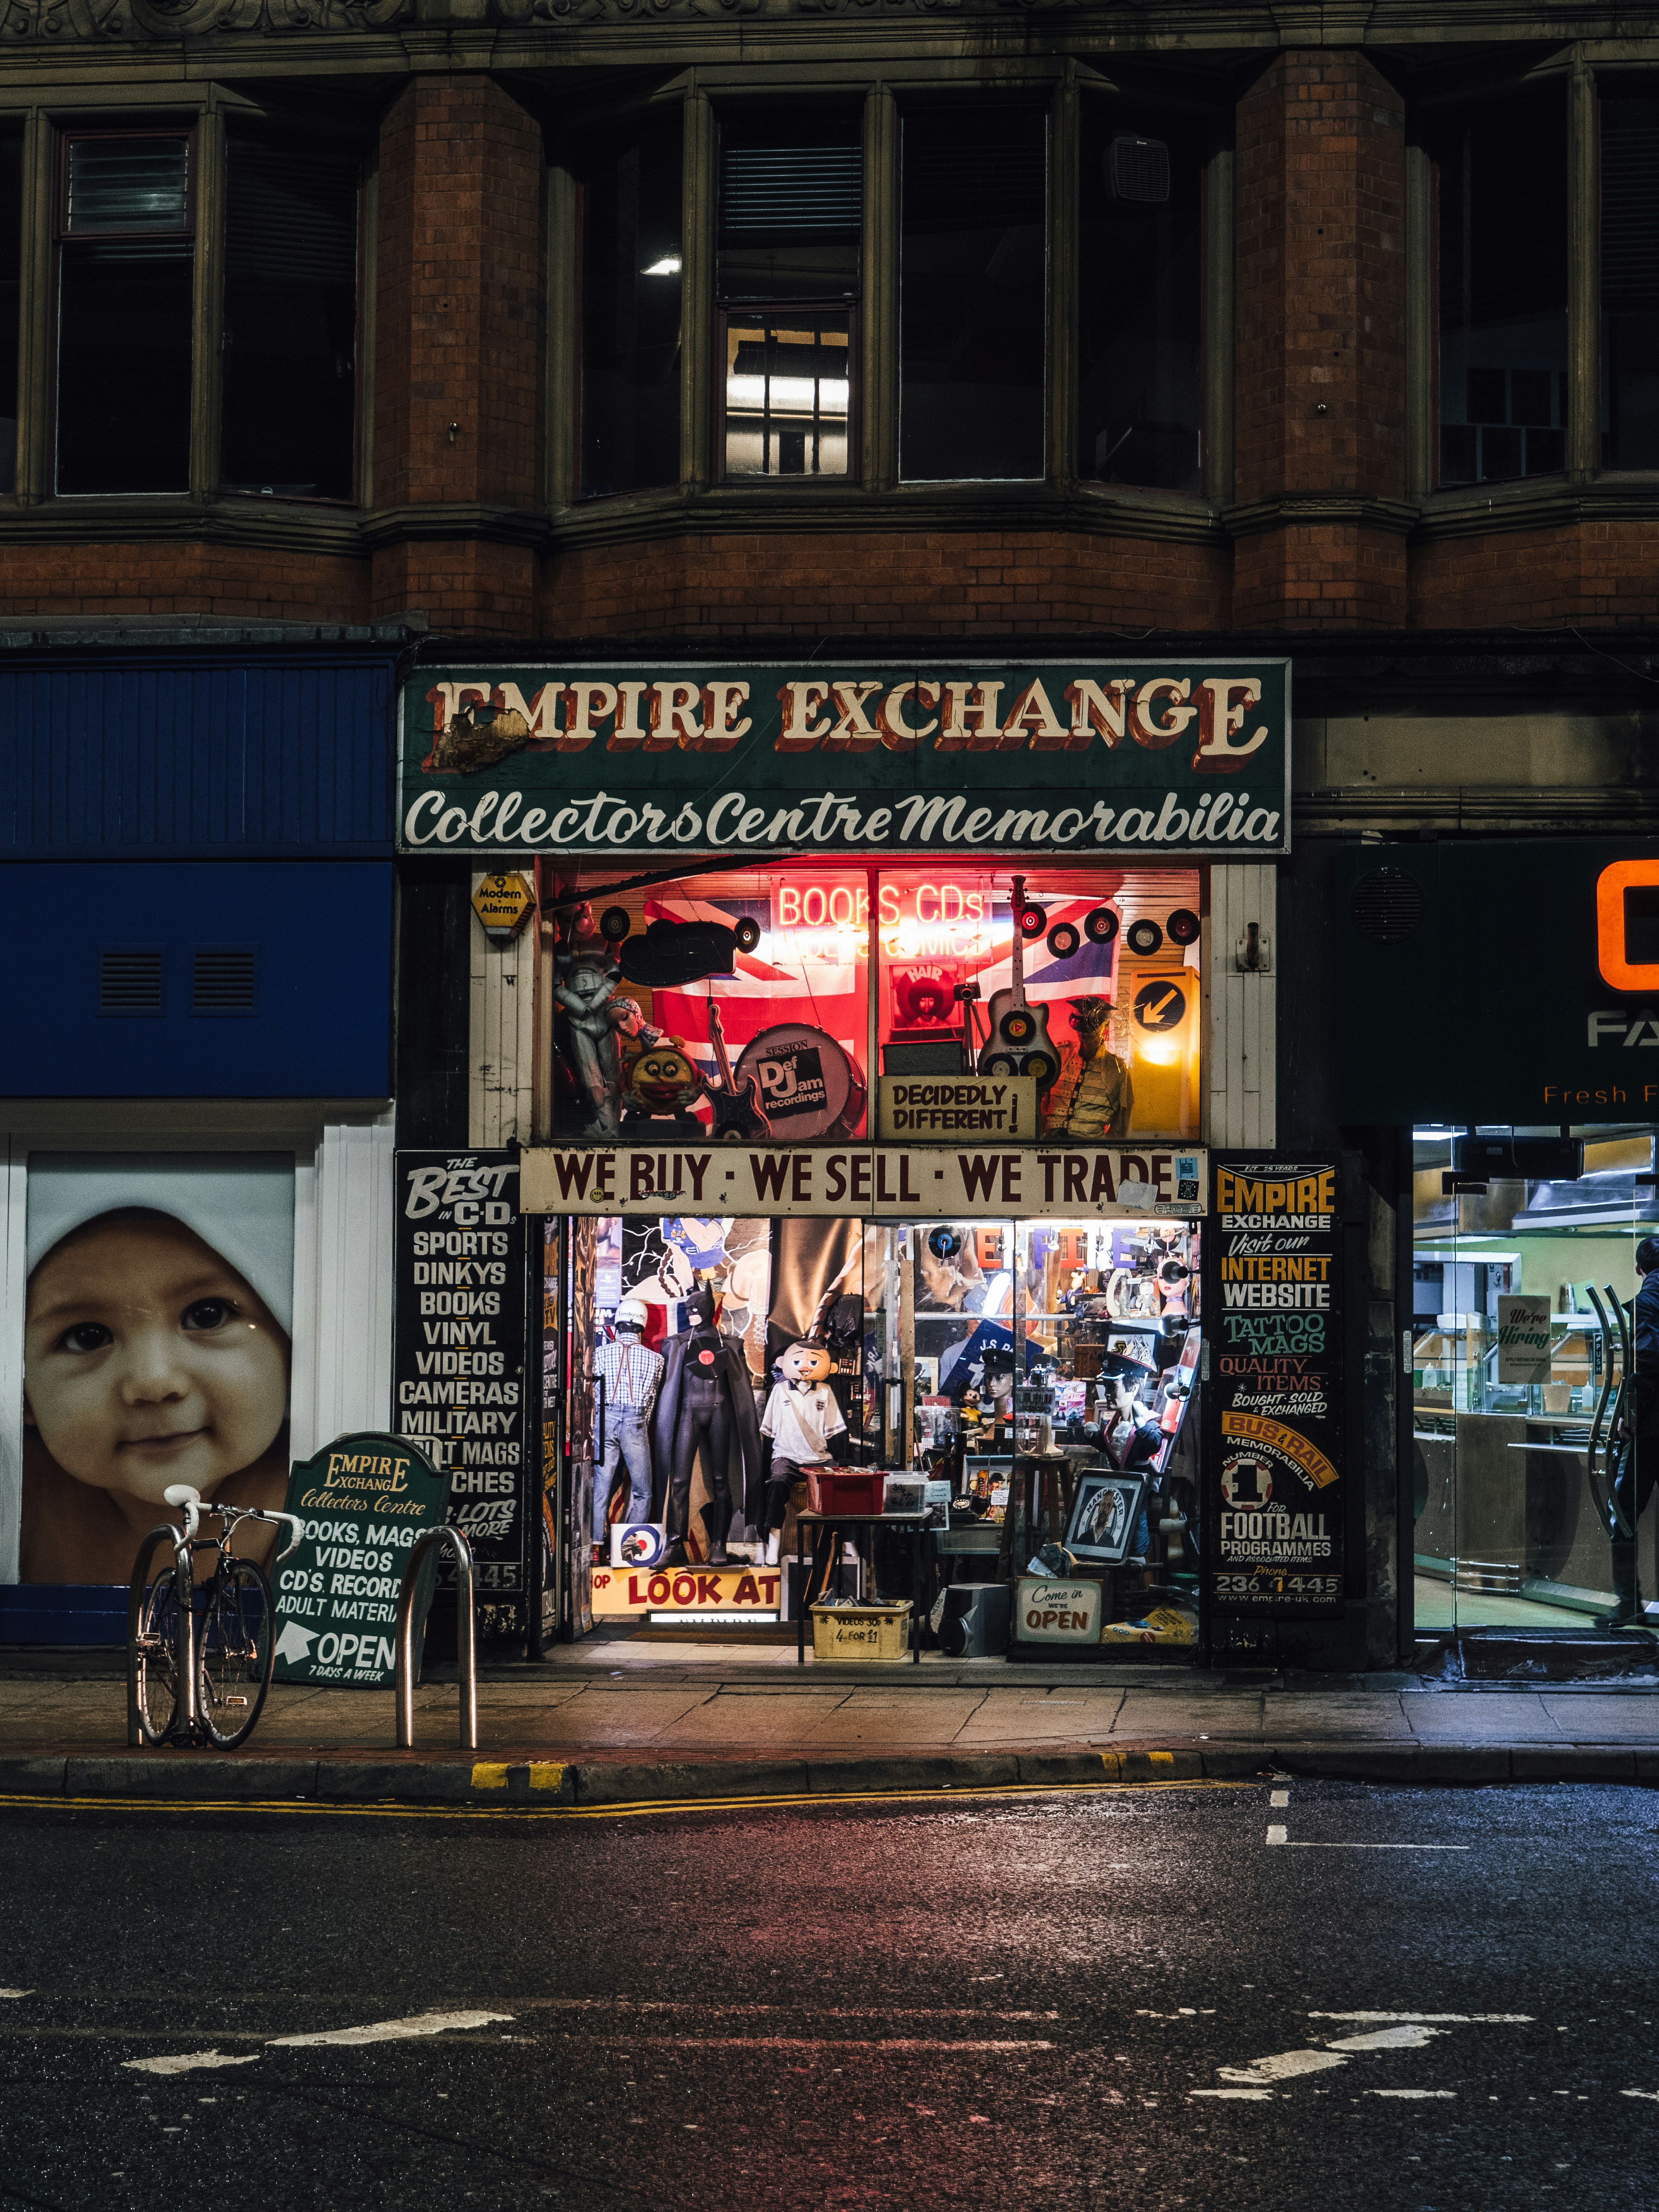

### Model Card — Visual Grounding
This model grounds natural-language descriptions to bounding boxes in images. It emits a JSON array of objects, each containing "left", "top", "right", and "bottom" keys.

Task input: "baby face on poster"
[{"left": 22, "top": 1160, "right": 294, "bottom": 1522}]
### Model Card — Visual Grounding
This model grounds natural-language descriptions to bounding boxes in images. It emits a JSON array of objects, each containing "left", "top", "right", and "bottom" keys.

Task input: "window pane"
[
  {"left": 1435, "top": 88, "right": 1568, "bottom": 486},
  {"left": 717, "top": 108, "right": 861, "bottom": 303},
  {"left": 724, "top": 311, "right": 849, "bottom": 477},
  {"left": 0, "top": 133, "right": 22, "bottom": 493},
  {"left": 221, "top": 131, "right": 358, "bottom": 501},
  {"left": 57, "top": 239, "right": 192, "bottom": 494},
  {"left": 1077, "top": 110, "right": 1203, "bottom": 494},
  {"left": 66, "top": 136, "right": 189, "bottom": 234},
  {"left": 580, "top": 113, "right": 683, "bottom": 501},
  {"left": 1601, "top": 95, "right": 1659, "bottom": 470},
  {"left": 900, "top": 105, "right": 1046, "bottom": 482}
]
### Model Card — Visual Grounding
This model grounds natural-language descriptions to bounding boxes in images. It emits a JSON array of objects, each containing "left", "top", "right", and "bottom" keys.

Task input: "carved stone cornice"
[
  {"left": 0, "top": 0, "right": 409, "bottom": 35},
  {"left": 1223, "top": 492, "right": 1422, "bottom": 538}
]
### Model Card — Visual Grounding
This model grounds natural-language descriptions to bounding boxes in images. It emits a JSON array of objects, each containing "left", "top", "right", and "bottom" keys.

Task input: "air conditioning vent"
[
  {"left": 191, "top": 945, "right": 257, "bottom": 1016},
  {"left": 99, "top": 947, "right": 165, "bottom": 1017},
  {"left": 1349, "top": 867, "right": 1426, "bottom": 943}
]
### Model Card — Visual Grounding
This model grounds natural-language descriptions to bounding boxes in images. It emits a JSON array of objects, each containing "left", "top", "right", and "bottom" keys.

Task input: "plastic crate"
[
  {"left": 811, "top": 1600, "right": 912, "bottom": 1662},
  {"left": 806, "top": 1468, "right": 887, "bottom": 1515}
]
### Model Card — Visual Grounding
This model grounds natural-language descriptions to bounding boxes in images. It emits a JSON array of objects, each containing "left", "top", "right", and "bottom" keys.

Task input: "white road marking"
[
  {"left": 1327, "top": 2026, "right": 1443, "bottom": 2052},
  {"left": 269, "top": 2010, "right": 514, "bottom": 2049},
  {"left": 1621, "top": 2089, "right": 1659, "bottom": 2103},
  {"left": 1269, "top": 1790, "right": 1289, "bottom": 1808},
  {"left": 1190, "top": 2087, "right": 1275, "bottom": 2100},
  {"left": 0, "top": 1989, "right": 32, "bottom": 1999},
  {"left": 1266, "top": 1825, "right": 1288, "bottom": 1845},
  {"left": 1280, "top": 1842, "right": 1471, "bottom": 1851},
  {"left": 1370, "top": 2089, "right": 1456, "bottom": 2099},
  {"left": 123, "top": 2051, "right": 262, "bottom": 2077},
  {"left": 1309, "top": 2012, "right": 1534, "bottom": 2024},
  {"left": 1219, "top": 2050, "right": 1348, "bottom": 2085}
]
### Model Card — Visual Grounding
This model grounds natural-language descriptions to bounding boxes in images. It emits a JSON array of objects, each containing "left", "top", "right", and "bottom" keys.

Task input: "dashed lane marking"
[
  {"left": 1310, "top": 2012, "right": 1534, "bottom": 2025},
  {"left": 124, "top": 2050, "right": 261, "bottom": 2077},
  {"left": 270, "top": 2011, "right": 514, "bottom": 2049}
]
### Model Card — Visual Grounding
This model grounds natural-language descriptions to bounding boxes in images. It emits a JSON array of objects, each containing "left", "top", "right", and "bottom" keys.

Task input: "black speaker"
[{"left": 938, "top": 1581, "right": 1011, "bottom": 1658}]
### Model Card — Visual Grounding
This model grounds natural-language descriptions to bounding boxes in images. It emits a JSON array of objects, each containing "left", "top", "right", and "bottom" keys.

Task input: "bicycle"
[{"left": 132, "top": 1484, "right": 303, "bottom": 1751}]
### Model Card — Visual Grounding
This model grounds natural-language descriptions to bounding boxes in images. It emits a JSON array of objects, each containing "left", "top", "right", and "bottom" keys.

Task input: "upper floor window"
[
  {"left": 1601, "top": 93, "right": 1659, "bottom": 470},
  {"left": 579, "top": 113, "right": 683, "bottom": 501},
  {"left": 899, "top": 104, "right": 1047, "bottom": 483},
  {"left": 52, "top": 124, "right": 361, "bottom": 502},
  {"left": 1433, "top": 87, "right": 1569, "bottom": 488},
  {"left": 1077, "top": 106, "right": 1204, "bottom": 496},
  {"left": 717, "top": 108, "right": 860, "bottom": 482}
]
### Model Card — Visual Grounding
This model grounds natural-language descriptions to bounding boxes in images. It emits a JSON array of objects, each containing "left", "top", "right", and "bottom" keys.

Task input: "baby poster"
[{"left": 18, "top": 1154, "right": 296, "bottom": 1585}]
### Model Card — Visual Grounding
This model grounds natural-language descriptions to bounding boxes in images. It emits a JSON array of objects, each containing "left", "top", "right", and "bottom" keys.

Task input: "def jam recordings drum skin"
[{"left": 732, "top": 1024, "right": 867, "bottom": 1139}]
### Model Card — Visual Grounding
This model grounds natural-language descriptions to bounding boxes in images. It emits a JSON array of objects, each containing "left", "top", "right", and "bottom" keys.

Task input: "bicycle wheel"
[
  {"left": 134, "top": 1566, "right": 182, "bottom": 1746},
  {"left": 195, "top": 1559, "right": 274, "bottom": 1750}
]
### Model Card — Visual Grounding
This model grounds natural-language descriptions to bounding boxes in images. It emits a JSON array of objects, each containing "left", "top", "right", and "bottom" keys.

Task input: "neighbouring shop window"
[
  {"left": 717, "top": 108, "right": 860, "bottom": 481},
  {"left": 1601, "top": 93, "right": 1659, "bottom": 471},
  {"left": 1434, "top": 88, "right": 1569, "bottom": 487},
  {"left": 579, "top": 111, "right": 684, "bottom": 501},
  {"left": 899, "top": 105, "right": 1047, "bottom": 482},
  {"left": 1077, "top": 105, "right": 1204, "bottom": 495},
  {"left": 56, "top": 132, "right": 194, "bottom": 495},
  {"left": 221, "top": 130, "right": 360, "bottom": 502}
]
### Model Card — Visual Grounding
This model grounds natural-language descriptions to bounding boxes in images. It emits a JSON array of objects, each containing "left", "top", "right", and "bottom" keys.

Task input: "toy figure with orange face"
[
  {"left": 759, "top": 1337, "right": 847, "bottom": 1565},
  {"left": 620, "top": 1039, "right": 710, "bottom": 1135}
]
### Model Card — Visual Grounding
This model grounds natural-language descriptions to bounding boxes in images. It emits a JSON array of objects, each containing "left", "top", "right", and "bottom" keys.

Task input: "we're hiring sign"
[{"left": 399, "top": 659, "right": 1292, "bottom": 858}]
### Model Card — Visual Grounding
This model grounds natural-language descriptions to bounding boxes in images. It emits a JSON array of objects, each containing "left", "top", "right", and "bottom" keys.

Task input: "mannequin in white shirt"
[{"left": 759, "top": 1338, "right": 847, "bottom": 1567}]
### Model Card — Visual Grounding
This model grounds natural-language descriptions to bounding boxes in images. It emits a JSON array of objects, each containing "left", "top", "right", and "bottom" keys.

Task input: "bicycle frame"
[{"left": 126, "top": 1487, "right": 303, "bottom": 1750}]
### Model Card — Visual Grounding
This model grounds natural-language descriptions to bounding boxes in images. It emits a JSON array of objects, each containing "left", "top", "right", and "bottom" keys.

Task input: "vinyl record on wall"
[
  {"left": 1126, "top": 918, "right": 1164, "bottom": 956},
  {"left": 1083, "top": 906, "right": 1119, "bottom": 945},
  {"left": 1046, "top": 921, "right": 1082, "bottom": 961},
  {"left": 1166, "top": 908, "right": 1200, "bottom": 947}
]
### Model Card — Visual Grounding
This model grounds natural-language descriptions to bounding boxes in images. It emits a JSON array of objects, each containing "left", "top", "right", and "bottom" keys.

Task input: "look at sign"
[{"left": 472, "top": 872, "right": 534, "bottom": 943}]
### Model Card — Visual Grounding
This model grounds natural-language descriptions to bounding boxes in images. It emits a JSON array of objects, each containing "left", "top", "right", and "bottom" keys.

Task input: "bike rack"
[
  {"left": 394, "top": 1526, "right": 479, "bottom": 1752},
  {"left": 125, "top": 1523, "right": 194, "bottom": 1749}
]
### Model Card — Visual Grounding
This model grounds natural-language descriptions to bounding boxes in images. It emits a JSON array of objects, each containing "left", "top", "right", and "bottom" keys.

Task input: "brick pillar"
[
  {"left": 1231, "top": 52, "right": 1408, "bottom": 630},
  {"left": 371, "top": 75, "right": 543, "bottom": 635}
]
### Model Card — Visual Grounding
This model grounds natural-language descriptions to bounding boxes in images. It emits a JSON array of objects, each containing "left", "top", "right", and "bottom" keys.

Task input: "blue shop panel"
[
  {"left": 1, "top": 861, "right": 392, "bottom": 1097},
  {"left": 0, "top": 656, "right": 395, "bottom": 856}
]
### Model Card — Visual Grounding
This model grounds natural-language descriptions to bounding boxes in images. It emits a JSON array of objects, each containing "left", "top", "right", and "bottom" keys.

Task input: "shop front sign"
[
  {"left": 1339, "top": 840, "right": 1659, "bottom": 1121},
  {"left": 591, "top": 1561, "right": 786, "bottom": 1618},
  {"left": 393, "top": 1150, "right": 529, "bottom": 1599},
  {"left": 399, "top": 659, "right": 1291, "bottom": 859},
  {"left": 1204, "top": 1162, "right": 1345, "bottom": 1617},
  {"left": 875, "top": 1075, "right": 1040, "bottom": 1141},
  {"left": 1014, "top": 1578, "right": 1104, "bottom": 1642},
  {"left": 523, "top": 1143, "right": 1207, "bottom": 1218},
  {"left": 272, "top": 1432, "right": 450, "bottom": 1685}
]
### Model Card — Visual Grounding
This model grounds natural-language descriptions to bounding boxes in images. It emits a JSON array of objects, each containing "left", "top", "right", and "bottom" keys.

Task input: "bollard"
[{"left": 394, "top": 1526, "right": 478, "bottom": 1752}]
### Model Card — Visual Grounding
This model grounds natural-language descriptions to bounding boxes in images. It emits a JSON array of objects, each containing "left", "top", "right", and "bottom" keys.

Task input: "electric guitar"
[
  {"left": 705, "top": 992, "right": 772, "bottom": 1141},
  {"left": 977, "top": 874, "right": 1060, "bottom": 1092}
]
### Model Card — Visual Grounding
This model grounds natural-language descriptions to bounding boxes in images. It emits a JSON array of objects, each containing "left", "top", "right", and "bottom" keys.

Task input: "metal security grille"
[
  {"left": 1349, "top": 868, "right": 1426, "bottom": 944},
  {"left": 1602, "top": 100, "right": 1659, "bottom": 312},
  {"left": 99, "top": 946, "right": 165, "bottom": 1016},
  {"left": 191, "top": 945, "right": 258, "bottom": 1015}
]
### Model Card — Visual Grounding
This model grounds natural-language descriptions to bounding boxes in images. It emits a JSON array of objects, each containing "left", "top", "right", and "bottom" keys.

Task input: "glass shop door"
[{"left": 1412, "top": 1125, "right": 1659, "bottom": 1638}]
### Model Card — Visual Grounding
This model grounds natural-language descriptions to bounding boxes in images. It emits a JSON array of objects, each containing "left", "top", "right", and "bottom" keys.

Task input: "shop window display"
[{"left": 545, "top": 860, "right": 1202, "bottom": 1143}]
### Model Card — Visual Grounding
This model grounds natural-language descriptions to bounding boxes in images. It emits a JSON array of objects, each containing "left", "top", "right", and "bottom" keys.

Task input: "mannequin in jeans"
[{"left": 591, "top": 1298, "right": 663, "bottom": 1557}]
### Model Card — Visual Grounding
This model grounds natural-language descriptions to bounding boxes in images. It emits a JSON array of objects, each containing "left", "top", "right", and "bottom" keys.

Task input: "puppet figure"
[{"left": 759, "top": 1337, "right": 847, "bottom": 1567}]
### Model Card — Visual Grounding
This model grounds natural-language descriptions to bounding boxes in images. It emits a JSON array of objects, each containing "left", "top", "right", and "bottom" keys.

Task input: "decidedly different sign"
[
  {"left": 271, "top": 1431, "right": 449, "bottom": 1685},
  {"left": 875, "top": 1076, "right": 1040, "bottom": 1142},
  {"left": 399, "top": 660, "right": 1291, "bottom": 859},
  {"left": 393, "top": 1150, "right": 528, "bottom": 1598},
  {"left": 522, "top": 1144, "right": 1207, "bottom": 1219},
  {"left": 1205, "top": 1161, "right": 1345, "bottom": 1617}
]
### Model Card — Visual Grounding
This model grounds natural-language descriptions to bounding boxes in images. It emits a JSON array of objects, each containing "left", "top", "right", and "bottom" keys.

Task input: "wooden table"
[{"left": 794, "top": 1511, "right": 933, "bottom": 1666}]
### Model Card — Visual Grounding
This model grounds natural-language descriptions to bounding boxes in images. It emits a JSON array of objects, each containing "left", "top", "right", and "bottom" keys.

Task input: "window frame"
[{"left": 713, "top": 299, "right": 862, "bottom": 489}]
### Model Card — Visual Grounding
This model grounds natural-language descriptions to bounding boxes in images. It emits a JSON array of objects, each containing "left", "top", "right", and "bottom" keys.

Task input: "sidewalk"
[{"left": 4, "top": 1643, "right": 1659, "bottom": 1806}]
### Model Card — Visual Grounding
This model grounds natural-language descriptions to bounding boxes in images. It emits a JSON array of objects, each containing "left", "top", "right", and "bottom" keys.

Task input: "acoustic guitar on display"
[
  {"left": 976, "top": 875, "right": 1061, "bottom": 1093},
  {"left": 704, "top": 991, "right": 772, "bottom": 1142}
]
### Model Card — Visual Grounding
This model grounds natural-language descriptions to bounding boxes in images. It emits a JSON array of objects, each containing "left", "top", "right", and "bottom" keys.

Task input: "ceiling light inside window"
[{"left": 642, "top": 254, "right": 681, "bottom": 276}]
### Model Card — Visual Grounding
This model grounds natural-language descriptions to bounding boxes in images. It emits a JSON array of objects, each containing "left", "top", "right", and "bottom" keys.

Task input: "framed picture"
[{"left": 1064, "top": 1471, "right": 1147, "bottom": 1565}]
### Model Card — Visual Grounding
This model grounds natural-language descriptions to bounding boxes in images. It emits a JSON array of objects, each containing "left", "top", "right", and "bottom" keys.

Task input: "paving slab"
[
  {"left": 1406, "top": 1694, "right": 1561, "bottom": 1741},
  {"left": 1259, "top": 1694, "right": 1415, "bottom": 1739},
  {"left": 1109, "top": 1691, "right": 1267, "bottom": 1740},
  {"left": 953, "top": 1689, "right": 1127, "bottom": 1744}
]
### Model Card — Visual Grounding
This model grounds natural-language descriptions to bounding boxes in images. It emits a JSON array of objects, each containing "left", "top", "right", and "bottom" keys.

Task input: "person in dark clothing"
[{"left": 1607, "top": 1235, "right": 1659, "bottom": 1626}]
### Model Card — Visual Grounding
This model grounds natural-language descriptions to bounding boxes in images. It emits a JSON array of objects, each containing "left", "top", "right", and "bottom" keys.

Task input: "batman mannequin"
[{"left": 650, "top": 1288, "right": 765, "bottom": 1565}]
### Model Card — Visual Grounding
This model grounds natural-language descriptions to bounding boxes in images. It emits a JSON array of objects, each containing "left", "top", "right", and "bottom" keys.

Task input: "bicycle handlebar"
[{"left": 160, "top": 1484, "right": 304, "bottom": 1562}]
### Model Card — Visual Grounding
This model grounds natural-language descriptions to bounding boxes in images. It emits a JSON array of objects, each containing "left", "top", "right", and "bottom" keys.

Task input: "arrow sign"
[{"left": 272, "top": 1623, "right": 316, "bottom": 1667}]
